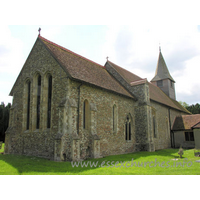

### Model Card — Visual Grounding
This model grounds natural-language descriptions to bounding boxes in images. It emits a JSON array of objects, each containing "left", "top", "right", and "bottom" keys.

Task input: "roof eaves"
[
  {"left": 170, "top": 99, "right": 191, "bottom": 114},
  {"left": 149, "top": 82, "right": 189, "bottom": 114},
  {"left": 192, "top": 122, "right": 200, "bottom": 129},
  {"left": 150, "top": 98, "right": 187, "bottom": 114},
  {"left": 71, "top": 77, "right": 135, "bottom": 100}
]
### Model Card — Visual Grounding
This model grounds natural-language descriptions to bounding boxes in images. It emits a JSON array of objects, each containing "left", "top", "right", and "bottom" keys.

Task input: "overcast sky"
[{"left": 1, "top": 25, "right": 200, "bottom": 105}]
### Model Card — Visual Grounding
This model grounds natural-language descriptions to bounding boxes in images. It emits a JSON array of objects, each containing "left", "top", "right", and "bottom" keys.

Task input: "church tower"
[{"left": 151, "top": 48, "right": 176, "bottom": 100}]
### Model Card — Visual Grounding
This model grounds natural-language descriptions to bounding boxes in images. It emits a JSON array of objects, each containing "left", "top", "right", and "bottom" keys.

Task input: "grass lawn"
[{"left": 0, "top": 143, "right": 200, "bottom": 175}]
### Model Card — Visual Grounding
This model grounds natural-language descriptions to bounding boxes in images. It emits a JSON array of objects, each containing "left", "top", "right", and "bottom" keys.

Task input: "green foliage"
[
  {"left": 0, "top": 149, "right": 199, "bottom": 175},
  {"left": 179, "top": 101, "right": 189, "bottom": 108},
  {"left": 185, "top": 103, "right": 200, "bottom": 114},
  {"left": 178, "top": 101, "right": 200, "bottom": 114},
  {"left": 0, "top": 102, "right": 11, "bottom": 142}
]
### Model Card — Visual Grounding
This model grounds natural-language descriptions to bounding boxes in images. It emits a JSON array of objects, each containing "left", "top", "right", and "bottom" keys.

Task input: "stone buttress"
[{"left": 105, "top": 61, "right": 155, "bottom": 152}]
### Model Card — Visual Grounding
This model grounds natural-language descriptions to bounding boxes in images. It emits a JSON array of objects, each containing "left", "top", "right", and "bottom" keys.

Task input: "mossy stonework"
[{"left": 5, "top": 35, "right": 190, "bottom": 161}]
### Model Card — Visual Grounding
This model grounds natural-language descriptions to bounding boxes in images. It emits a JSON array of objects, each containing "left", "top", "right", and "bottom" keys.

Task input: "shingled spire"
[
  {"left": 151, "top": 49, "right": 176, "bottom": 100},
  {"left": 151, "top": 50, "right": 175, "bottom": 82}
]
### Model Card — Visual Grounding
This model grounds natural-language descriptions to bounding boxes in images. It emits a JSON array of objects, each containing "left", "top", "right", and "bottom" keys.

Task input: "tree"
[
  {"left": 178, "top": 101, "right": 200, "bottom": 114},
  {"left": 185, "top": 103, "right": 200, "bottom": 114},
  {"left": 179, "top": 101, "right": 189, "bottom": 108},
  {"left": 0, "top": 102, "right": 11, "bottom": 142}
]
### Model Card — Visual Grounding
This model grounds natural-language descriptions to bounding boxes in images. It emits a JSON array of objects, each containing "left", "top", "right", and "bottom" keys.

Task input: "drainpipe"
[
  {"left": 171, "top": 130, "right": 175, "bottom": 148},
  {"left": 168, "top": 108, "right": 174, "bottom": 148},
  {"left": 77, "top": 83, "right": 83, "bottom": 135}
]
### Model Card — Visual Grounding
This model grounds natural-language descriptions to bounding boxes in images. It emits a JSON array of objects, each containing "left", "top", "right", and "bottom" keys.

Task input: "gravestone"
[{"left": 178, "top": 146, "right": 184, "bottom": 158}]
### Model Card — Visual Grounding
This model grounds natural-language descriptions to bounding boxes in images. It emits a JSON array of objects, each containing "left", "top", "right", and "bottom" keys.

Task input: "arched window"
[
  {"left": 113, "top": 104, "right": 117, "bottom": 133},
  {"left": 36, "top": 75, "right": 41, "bottom": 129},
  {"left": 26, "top": 80, "right": 31, "bottom": 130},
  {"left": 47, "top": 75, "right": 52, "bottom": 128},
  {"left": 83, "top": 100, "right": 90, "bottom": 130},
  {"left": 125, "top": 115, "right": 131, "bottom": 140}
]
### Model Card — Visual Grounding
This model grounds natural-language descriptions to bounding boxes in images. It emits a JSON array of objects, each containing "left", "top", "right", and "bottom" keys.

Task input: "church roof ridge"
[
  {"left": 38, "top": 36, "right": 134, "bottom": 99},
  {"left": 38, "top": 35, "right": 105, "bottom": 69}
]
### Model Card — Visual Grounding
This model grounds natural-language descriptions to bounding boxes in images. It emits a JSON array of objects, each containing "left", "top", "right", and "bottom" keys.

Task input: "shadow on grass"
[{"left": 0, "top": 148, "right": 183, "bottom": 175}]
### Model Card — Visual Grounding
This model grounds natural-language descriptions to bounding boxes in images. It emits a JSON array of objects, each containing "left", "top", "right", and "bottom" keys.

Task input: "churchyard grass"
[
  {"left": 0, "top": 144, "right": 200, "bottom": 175},
  {"left": 0, "top": 143, "right": 4, "bottom": 153}
]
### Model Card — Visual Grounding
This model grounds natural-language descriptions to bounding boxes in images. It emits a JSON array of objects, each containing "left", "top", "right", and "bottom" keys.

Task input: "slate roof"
[
  {"left": 151, "top": 51, "right": 175, "bottom": 82},
  {"left": 39, "top": 36, "right": 133, "bottom": 99},
  {"left": 106, "top": 61, "right": 190, "bottom": 114},
  {"left": 172, "top": 114, "right": 200, "bottom": 131}
]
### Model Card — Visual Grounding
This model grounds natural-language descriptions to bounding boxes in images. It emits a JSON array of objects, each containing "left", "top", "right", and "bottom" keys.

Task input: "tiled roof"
[
  {"left": 172, "top": 114, "right": 200, "bottom": 131},
  {"left": 107, "top": 61, "right": 143, "bottom": 83},
  {"left": 9, "top": 35, "right": 191, "bottom": 115},
  {"left": 149, "top": 83, "right": 178, "bottom": 109},
  {"left": 151, "top": 51, "right": 175, "bottom": 82},
  {"left": 170, "top": 99, "right": 191, "bottom": 114},
  {"left": 193, "top": 122, "right": 200, "bottom": 129},
  {"left": 106, "top": 60, "right": 189, "bottom": 113},
  {"left": 39, "top": 36, "right": 133, "bottom": 99},
  {"left": 149, "top": 83, "right": 190, "bottom": 113}
]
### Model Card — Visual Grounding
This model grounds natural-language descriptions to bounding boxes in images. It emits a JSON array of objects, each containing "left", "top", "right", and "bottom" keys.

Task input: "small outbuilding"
[{"left": 172, "top": 114, "right": 200, "bottom": 149}]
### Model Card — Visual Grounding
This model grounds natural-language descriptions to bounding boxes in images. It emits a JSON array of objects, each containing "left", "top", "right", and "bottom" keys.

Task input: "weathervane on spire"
[
  {"left": 38, "top": 27, "right": 41, "bottom": 36},
  {"left": 159, "top": 43, "right": 161, "bottom": 52},
  {"left": 106, "top": 56, "right": 109, "bottom": 61}
]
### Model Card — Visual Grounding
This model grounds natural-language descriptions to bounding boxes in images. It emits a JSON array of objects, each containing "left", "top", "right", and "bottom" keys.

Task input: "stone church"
[{"left": 4, "top": 33, "right": 190, "bottom": 161}]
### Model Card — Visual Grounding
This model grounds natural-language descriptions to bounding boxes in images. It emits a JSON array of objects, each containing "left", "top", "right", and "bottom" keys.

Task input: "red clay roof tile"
[
  {"left": 107, "top": 61, "right": 143, "bottom": 83},
  {"left": 107, "top": 60, "right": 189, "bottom": 113},
  {"left": 193, "top": 122, "right": 200, "bottom": 129},
  {"left": 39, "top": 36, "right": 134, "bottom": 99},
  {"left": 172, "top": 114, "right": 200, "bottom": 130}
]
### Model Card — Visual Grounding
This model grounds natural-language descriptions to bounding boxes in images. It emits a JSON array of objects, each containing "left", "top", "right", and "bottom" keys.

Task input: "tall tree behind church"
[
  {"left": 0, "top": 102, "right": 11, "bottom": 142},
  {"left": 185, "top": 103, "right": 200, "bottom": 114}
]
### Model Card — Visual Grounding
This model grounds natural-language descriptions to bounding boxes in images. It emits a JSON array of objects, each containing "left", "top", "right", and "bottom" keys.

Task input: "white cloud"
[
  {"left": 102, "top": 25, "right": 200, "bottom": 104},
  {"left": 175, "top": 55, "right": 200, "bottom": 103},
  {"left": 0, "top": 26, "right": 24, "bottom": 104},
  {"left": 102, "top": 25, "right": 122, "bottom": 62},
  {"left": 0, "top": 26, "right": 24, "bottom": 74},
  {"left": 1, "top": 25, "right": 200, "bottom": 105}
]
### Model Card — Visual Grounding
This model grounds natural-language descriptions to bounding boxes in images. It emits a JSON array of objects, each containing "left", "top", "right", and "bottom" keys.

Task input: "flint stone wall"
[{"left": 5, "top": 39, "right": 68, "bottom": 159}]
